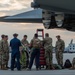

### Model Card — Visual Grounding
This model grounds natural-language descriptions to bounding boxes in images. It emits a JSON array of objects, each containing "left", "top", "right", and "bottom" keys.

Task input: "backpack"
[
  {"left": 64, "top": 59, "right": 72, "bottom": 68},
  {"left": 53, "top": 64, "right": 62, "bottom": 69},
  {"left": 32, "top": 38, "right": 40, "bottom": 48}
]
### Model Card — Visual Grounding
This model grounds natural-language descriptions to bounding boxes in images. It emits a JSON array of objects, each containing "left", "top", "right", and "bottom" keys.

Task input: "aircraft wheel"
[
  {"left": 42, "top": 10, "right": 57, "bottom": 29},
  {"left": 55, "top": 14, "right": 64, "bottom": 28}
]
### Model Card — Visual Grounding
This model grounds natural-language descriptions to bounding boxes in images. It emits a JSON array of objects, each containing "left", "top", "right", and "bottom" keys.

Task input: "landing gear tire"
[
  {"left": 55, "top": 14, "right": 64, "bottom": 28},
  {"left": 42, "top": 10, "right": 51, "bottom": 29},
  {"left": 42, "top": 10, "right": 57, "bottom": 29}
]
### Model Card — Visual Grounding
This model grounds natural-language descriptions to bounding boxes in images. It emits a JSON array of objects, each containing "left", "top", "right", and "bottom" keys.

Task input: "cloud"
[
  {"left": 0, "top": 0, "right": 10, "bottom": 4},
  {"left": 16, "top": 0, "right": 33, "bottom": 7},
  {"left": 9, "top": 23, "right": 43, "bottom": 30},
  {"left": 0, "top": 12, "right": 7, "bottom": 16},
  {"left": 0, "top": 0, "right": 32, "bottom": 11},
  {"left": 0, "top": 0, "right": 33, "bottom": 16}
]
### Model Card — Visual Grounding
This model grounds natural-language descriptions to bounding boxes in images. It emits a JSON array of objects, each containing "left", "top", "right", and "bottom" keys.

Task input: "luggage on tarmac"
[
  {"left": 53, "top": 64, "right": 62, "bottom": 69},
  {"left": 64, "top": 59, "right": 72, "bottom": 68}
]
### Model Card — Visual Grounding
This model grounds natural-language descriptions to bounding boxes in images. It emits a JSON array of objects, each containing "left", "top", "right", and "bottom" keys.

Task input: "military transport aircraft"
[
  {"left": 1, "top": 0, "right": 75, "bottom": 32},
  {"left": 31, "top": 0, "right": 75, "bottom": 31}
]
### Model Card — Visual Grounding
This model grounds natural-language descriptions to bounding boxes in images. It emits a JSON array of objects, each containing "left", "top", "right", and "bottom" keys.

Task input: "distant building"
[
  {"left": 68, "top": 44, "right": 75, "bottom": 53},
  {"left": 66, "top": 39, "right": 75, "bottom": 53}
]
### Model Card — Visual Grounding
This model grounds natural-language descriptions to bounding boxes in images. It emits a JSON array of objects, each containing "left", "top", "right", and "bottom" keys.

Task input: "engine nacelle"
[
  {"left": 42, "top": 10, "right": 64, "bottom": 29},
  {"left": 62, "top": 14, "right": 75, "bottom": 31},
  {"left": 42, "top": 10, "right": 75, "bottom": 32},
  {"left": 42, "top": 10, "right": 57, "bottom": 29}
]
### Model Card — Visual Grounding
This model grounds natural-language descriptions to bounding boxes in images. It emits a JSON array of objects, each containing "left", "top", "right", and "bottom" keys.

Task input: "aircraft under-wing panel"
[
  {"left": 31, "top": 0, "right": 75, "bottom": 31},
  {"left": 3, "top": 9, "right": 42, "bottom": 23},
  {"left": 31, "top": 0, "right": 75, "bottom": 13}
]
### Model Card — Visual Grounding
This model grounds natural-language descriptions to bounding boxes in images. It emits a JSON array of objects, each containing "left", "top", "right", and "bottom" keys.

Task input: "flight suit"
[{"left": 10, "top": 38, "right": 21, "bottom": 70}]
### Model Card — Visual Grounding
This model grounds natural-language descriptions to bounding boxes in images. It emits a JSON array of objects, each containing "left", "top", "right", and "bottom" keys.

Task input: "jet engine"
[
  {"left": 42, "top": 10, "right": 57, "bottom": 29},
  {"left": 42, "top": 10, "right": 75, "bottom": 31},
  {"left": 63, "top": 14, "right": 75, "bottom": 31}
]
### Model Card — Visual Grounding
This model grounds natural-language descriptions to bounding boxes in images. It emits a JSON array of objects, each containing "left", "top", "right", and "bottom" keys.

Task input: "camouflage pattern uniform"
[
  {"left": 4, "top": 40, "right": 9, "bottom": 66},
  {"left": 43, "top": 37, "right": 53, "bottom": 69},
  {"left": 55, "top": 39, "right": 65, "bottom": 67},
  {"left": 72, "top": 57, "right": 75, "bottom": 69},
  {"left": 21, "top": 39, "right": 29, "bottom": 45},
  {"left": 30, "top": 38, "right": 41, "bottom": 48},
  {"left": 28, "top": 38, "right": 41, "bottom": 69},
  {"left": 0, "top": 40, "right": 8, "bottom": 66}
]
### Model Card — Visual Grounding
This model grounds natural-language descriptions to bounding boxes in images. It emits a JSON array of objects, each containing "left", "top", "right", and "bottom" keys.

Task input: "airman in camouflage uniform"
[
  {"left": 72, "top": 57, "right": 75, "bottom": 69},
  {"left": 43, "top": 33, "right": 53, "bottom": 69},
  {"left": 55, "top": 35, "right": 65, "bottom": 67},
  {"left": 28, "top": 33, "right": 41, "bottom": 70},
  {"left": 0, "top": 35, "right": 8, "bottom": 70},
  {"left": 4, "top": 35, "right": 9, "bottom": 68},
  {"left": 21, "top": 35, "right": 29, "bottom": 68},
  {"left": 21, "top": 35, "right": 29, "bottom": 46},
  {"left": 21, "top": 35, "right": 29, "bottom": 55}
]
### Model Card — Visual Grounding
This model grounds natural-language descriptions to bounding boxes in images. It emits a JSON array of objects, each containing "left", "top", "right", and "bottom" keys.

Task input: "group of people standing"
[
  {"left": 43, "top": 33, "right": 65, "bottom": 70},
  {"left": 0, "top": 32, "right": 65, "bottom": 71}
]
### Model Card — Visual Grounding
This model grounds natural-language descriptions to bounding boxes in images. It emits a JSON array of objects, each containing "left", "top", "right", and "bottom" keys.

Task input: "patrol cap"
[
  {"left": 1, "top": 34, "right": 5, "bottom": 38},
  {"left": 56, "top": 35, "right": 60, "bottom": 38},
  {"left": 13, "top": 33, "right": 18, "bottom": 36}
]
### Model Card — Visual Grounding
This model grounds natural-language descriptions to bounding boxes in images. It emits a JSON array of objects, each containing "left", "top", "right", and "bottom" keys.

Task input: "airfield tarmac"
[
  {"left": 0, "top": 69, "right": 75, "bottom": 75},
  {"left": 0, "top": 53, "right": 75, "bottom": 75}
]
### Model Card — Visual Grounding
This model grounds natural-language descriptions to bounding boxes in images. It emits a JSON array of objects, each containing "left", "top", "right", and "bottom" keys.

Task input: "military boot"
[
  {"left": 47, "top": 65, "right": 50, "bottom": 70},
  {"left": 45, "top": 65, "right": 48, "bottom": 70},
  {"left": 60, "top": 64, "right": 64, "bottom": 69},
  {"left": 50, "top": 65, "right": 55, "bottom": 70},
  {"left": 0, "top": 65, "right": 2, "bottom": 70},
  {"left": 1, "top": 65, "right": 8, "bottom": 70},
  {"left": 6, "top": 64, "right": 10, "bottom": 69}
]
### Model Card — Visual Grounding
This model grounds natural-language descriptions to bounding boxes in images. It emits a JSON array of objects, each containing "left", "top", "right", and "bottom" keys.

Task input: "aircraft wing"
[{"left": 2, "top": 8, "right": 42, "bottom": 23}]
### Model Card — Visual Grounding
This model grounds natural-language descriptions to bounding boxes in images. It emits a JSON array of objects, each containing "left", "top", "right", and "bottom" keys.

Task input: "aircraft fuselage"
[
  {"left": 32, "top": 0, "right": 75, "bottom": 14},
  {"left": 31, "top": 0, "right": 75, "bottom": 31}
]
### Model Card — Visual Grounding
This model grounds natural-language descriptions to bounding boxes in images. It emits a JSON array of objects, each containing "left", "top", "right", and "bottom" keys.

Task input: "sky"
[
  {"left": 0, "top": 0, "right": 33, "bottom": 16},
  {"left": 0, "top": 0, "right": 75, "bottom": 47}
]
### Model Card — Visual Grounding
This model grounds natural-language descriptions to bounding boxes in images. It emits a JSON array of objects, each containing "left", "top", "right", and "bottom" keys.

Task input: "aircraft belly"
[{"left": 36, "top": 0, "right": 75, "bottom": 12}]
